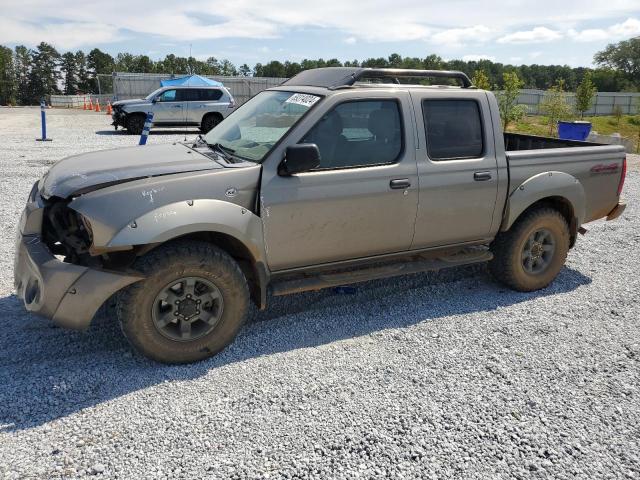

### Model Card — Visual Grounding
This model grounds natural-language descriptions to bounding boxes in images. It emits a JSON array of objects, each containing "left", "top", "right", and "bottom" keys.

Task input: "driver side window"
[
  {"left": 157, "top": 89, "right": 177, "bottom": 102},
  {"left": 301, "top": 100, "right": 403, "bottom": 170}
]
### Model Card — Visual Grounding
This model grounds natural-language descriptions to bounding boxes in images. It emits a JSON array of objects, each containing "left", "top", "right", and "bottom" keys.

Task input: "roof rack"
[{"left": 281, "top": 67, "right": 473, "bottom": 89}]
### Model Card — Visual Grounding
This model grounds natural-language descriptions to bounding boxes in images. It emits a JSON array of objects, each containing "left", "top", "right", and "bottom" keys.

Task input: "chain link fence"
[
  {"left": 97, "top": 73, "right": 287, "bottom": 106},
  {"left": 49, "top": 72, "right": 640, "bottom": 116}
]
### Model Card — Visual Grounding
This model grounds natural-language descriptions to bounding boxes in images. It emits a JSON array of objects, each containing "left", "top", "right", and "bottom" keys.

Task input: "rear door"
[
  {"left": 410, "top": 91, "right": 500, "bottom": 248},
  {"left": 175, "top": 89, "right": 200, "bottom": 124},
  {"left": 261, "top": 91, "right": 419, "bottom": 271}
]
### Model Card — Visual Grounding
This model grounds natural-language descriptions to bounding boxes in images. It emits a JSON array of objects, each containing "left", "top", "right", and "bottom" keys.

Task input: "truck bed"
[
  {"left": 504, "top": 132, "right": 602, "bottom": 151},
  {"left": 504, "top": 132, "right": 626, "bottom": 224}
]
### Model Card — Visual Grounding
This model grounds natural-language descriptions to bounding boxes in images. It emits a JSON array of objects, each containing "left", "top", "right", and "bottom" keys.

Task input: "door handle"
[
  {"left": 474, "top": 171, "right": 492, "bottom": 181},
  {"left": 390, "top": 178, "right": 411, "bottom": 189}
]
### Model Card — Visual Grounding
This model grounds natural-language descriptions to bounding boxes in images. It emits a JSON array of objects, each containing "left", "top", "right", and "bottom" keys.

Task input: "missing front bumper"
[{"left": 14, "top": 234, "right": 143, "bottom": 330}]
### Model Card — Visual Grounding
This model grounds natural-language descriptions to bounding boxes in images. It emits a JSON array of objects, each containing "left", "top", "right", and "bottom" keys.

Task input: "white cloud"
[
  {"left": 431, "top": 25, "right": 493, "bottom": 46},
  {"left": 569, "top": 17, "right": 640, "bottom": 42},
  {"left": 497, "top": 27, "right": 563, "bottom": 44},
  {"left": 530, "top": 51, "right": 543, "bottom": 59},
  {"left": 0, "top": 0, "right": 639, "bottom": 51},
  {"left": 510, "top": 56, "right": 523, "bottom": 63},
  {"left": 0, "top": 17, "right": 119, "bottom": 49},
  {"left": 462, "top": 54, "right": 496, "bottom": 62},
  {"left": 344, "top": 37, "right": 357, "bottom": 45}
]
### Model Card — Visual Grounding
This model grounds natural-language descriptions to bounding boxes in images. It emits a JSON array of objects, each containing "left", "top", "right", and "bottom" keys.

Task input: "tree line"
[{"left": 0, "top": 37, "right": 638, "bottom": 105}]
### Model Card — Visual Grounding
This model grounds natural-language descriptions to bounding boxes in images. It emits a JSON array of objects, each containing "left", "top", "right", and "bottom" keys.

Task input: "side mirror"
[
  {"left": 151, "top": 96, "right": 159, "bottom": 103},
  {"left": 278, "top": 144, "right": 321, "bottom": 176}
]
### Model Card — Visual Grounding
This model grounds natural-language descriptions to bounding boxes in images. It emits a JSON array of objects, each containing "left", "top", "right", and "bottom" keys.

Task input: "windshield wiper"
[{"left": 208, "top": 142, "right": 240, "bottom": 163}]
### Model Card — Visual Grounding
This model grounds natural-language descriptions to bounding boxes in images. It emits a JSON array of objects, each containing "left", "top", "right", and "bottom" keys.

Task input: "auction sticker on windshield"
[{"left": 285, "top": 93, "right": 320, "bottom": 107}]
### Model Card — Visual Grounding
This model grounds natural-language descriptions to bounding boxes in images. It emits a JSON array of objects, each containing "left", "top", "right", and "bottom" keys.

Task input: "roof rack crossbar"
[
  {"left": 350, "top": 69, "right": 473, "bottom": 88},
  {"left": 281, "top": 67, "right": 474, "bottom": 89}
]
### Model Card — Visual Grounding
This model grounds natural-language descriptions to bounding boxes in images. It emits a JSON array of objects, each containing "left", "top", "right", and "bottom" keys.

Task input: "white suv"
[{"left": 111, "top": 86, "right": 236, "bottom": 134}]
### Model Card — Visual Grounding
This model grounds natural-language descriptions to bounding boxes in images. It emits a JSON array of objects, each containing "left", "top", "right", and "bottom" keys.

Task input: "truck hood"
[{"left": 40, "top": 143, "right": 223, "bottom": 199}]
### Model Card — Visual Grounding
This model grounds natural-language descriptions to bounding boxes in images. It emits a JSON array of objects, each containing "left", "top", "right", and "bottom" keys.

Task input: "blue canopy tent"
[{"left": 160, "top": 74, "right": 223, "bottom": 87}]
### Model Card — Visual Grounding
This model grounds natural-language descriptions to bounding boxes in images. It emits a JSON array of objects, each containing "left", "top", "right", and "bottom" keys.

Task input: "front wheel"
[
  {"left": 200, "top": 114, "right": 222, "bottom": 133},
  {"left": 116, "top": 240, "right": 250, "bottom": 363},
  {"left": 489, "top": 207, "right": 570, "bottom": 292},
  {"left": 126, "top": 114, "right": 146, "bottom": 135}
]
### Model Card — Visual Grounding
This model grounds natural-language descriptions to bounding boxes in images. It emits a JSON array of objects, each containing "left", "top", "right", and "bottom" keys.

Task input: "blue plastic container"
[{"left": 557, "top": 121, "right": 592, "bottom": 141}]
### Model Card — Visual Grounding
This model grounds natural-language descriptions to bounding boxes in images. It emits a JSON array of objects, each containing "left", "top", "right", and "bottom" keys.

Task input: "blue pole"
[
  {"left": 36, "top": 100, "right": 52, "bottom": 142},
  {"left": 139, "top": 112, "right": 154, "bottom": 145}
]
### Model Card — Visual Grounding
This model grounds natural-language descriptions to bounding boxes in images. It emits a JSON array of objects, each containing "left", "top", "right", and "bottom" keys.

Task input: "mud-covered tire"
[
  {"left": 200, "top": 114, "right": 222, "bottom": 133},
  {"left": 126, "top": 113, "right": 146, "bottom": 135},
  {"left": 116, "top": 240, "right": 250, "bottom": 364},
  {"left": 489, "top": 207, "right": 570, "bottom": 292}
]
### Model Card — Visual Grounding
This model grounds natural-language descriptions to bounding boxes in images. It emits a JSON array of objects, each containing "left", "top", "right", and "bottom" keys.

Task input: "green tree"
[
  {"left": 87, "top": 48, "right": 114, "bottom": 92},
  {"left": 575, "top": 71, "right": 597, "bottom": 118},
  {"left": 0, "top": 45, "right": 16, "bottom": 105},
  {"left": 612, "top": 104, "right": 624, "bottom": 127},
  {"left": 471, "top": 69, "right": 491, "bottom": 90},
  {"left": 28, "top": 42, "right": 61, "bottom": 103},
  {"left": 13, "top": 45, "right": 31, "bottom": 104},
  {"left": 594, "top": 37, "right": 640, "bottom": 88},
  {"left": 60, "top": 52, "right": 78, "bottom": 95},
  {"left": 495, "top": 71, "right": 527, "bottom": 130},
  {"left": 75, "top": 51, "right": 90, "bottom": 92},
  {"left": 540, "top": 80, "right": 573, "bottom": 135},
  {"left": 238, "top": 63, "right": 251, "bottom": 77}
]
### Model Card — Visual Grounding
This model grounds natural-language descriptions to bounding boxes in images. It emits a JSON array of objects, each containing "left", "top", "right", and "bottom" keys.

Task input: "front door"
[
  {"left": 153, "top": 89, "right": 181, "bottom": 123},
  {"left": 261, "top": 92, "right": 419, "bottom": 271}
]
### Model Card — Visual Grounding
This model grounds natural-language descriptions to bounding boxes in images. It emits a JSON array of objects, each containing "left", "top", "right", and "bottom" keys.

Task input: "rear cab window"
[{"left": 422, "top": 99, "right": 484, "bottom": 160}]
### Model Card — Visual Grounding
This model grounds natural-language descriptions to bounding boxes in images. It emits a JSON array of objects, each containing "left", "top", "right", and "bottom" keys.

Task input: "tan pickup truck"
[{"left": 15, "top": 68, "right": 627, "bottom": 363}]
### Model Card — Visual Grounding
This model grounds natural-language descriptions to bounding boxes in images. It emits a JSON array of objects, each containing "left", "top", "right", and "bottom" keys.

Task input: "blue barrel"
[{"left": 558, "top": 121, "right": 592, "bottom": 141}]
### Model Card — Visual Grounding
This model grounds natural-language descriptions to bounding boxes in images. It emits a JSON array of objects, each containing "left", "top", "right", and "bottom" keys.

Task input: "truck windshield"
[{"left": 203, "top": 90, "right": 321, "bottom": 162}]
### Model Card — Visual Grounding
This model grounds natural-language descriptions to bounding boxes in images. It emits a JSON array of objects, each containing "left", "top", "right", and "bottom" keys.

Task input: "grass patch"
[{"left": 507, "top": 115, "right": 640, "bottom": 152}]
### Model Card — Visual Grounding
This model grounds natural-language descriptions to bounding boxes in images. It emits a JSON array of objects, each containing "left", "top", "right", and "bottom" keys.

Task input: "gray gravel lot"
[{"left": 0, "top": 107, "right": 639, "bottom": 479}]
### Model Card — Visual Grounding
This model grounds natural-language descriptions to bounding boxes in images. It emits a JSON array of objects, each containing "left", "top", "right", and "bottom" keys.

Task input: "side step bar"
[{"left": 270, "top": 247, "right": 493, "bottom": 296}]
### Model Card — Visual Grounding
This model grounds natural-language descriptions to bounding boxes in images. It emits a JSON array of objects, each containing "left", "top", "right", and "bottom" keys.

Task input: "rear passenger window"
[
  {"left": 422, "top": 100, "right": 484, "bottom": 160},
  {"left": 176, "top": 89, "right": 199, "bottom": 102},
  {"left": 200, "top": 89, "right": 223, "bottom": 101},
  {"left": 302, "top": 100, "right": 403, "bottom": 169}
]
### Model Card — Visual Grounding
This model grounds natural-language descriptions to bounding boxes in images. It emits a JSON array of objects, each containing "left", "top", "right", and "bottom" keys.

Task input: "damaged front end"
[{"left": 14, "top": 187, "right": 143, "bottom": 330}]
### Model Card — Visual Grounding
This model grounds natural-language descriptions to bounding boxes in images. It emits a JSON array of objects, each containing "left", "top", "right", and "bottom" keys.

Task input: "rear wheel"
[
  {"left": 126, "top": 114, "right": 146, "bottom": 135},
  {"left": 489, "top": 207, "right": 570, "bottom": 292},
  {"left": 116, "top": 240, "right": 250, "bottom": 363},
  {"left": 200, "top": 114, "right": 222, "bottom": 133}
]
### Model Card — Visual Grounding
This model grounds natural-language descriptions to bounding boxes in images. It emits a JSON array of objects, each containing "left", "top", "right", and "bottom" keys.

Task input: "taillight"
[
  {"left": 228, "top": 99, "right": 235, "bottom": 109},
  {"left": 617, "top": 156, "right": 626, "bottom": 196}
]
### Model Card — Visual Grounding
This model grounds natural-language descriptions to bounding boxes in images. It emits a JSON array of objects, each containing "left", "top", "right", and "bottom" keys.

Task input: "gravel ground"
[{"left": 0, "top": 107, "right": 639, "bottom": 479}]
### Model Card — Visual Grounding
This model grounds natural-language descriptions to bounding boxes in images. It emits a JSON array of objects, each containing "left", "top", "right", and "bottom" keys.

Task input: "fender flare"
[
  {"left": 501, "top": 171, "right": 586, "bottom": 231},
  {"left": 108, "top": 199, "right": 267, "bottom": 267}
]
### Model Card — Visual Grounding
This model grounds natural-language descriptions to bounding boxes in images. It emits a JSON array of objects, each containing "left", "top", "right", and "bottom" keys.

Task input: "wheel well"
[
  {"left": 202, "top": 112, "right": 223, "bottom": 123},
  {"left": 517, "top": 196, "right": 578, "bottom": 247},
  {"left": 146, "top": 231, "right": 265, "bottom": 308}
]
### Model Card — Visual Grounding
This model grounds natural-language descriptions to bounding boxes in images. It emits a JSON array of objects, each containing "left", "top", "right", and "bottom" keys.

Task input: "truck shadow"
[{"left": 0, "top": 265, "right": 591, "bottom": 432}]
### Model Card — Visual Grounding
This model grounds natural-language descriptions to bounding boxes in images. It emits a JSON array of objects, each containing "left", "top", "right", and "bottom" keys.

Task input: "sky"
[{"left": 1, "top": 0, "right": 639, "bottom": 68}]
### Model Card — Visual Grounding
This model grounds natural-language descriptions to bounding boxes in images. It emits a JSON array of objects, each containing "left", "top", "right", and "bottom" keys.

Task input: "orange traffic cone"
[
  {"left": 106, "top": 101, "right": 112, "bottom": 115},
  {"left": 83, "top": 98, "right": 87, "bottom": 110},
  {"left": 88, "top": 98, "right": 93, "bottom": 110},
  {"left": 95, "top": 100, "right": 101, "bottom": 112}
]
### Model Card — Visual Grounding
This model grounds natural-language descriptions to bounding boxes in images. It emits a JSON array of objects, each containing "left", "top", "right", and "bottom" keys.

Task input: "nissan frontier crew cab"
[{"left": 15, "top": 68, "right": 627, "bottom": 363}]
